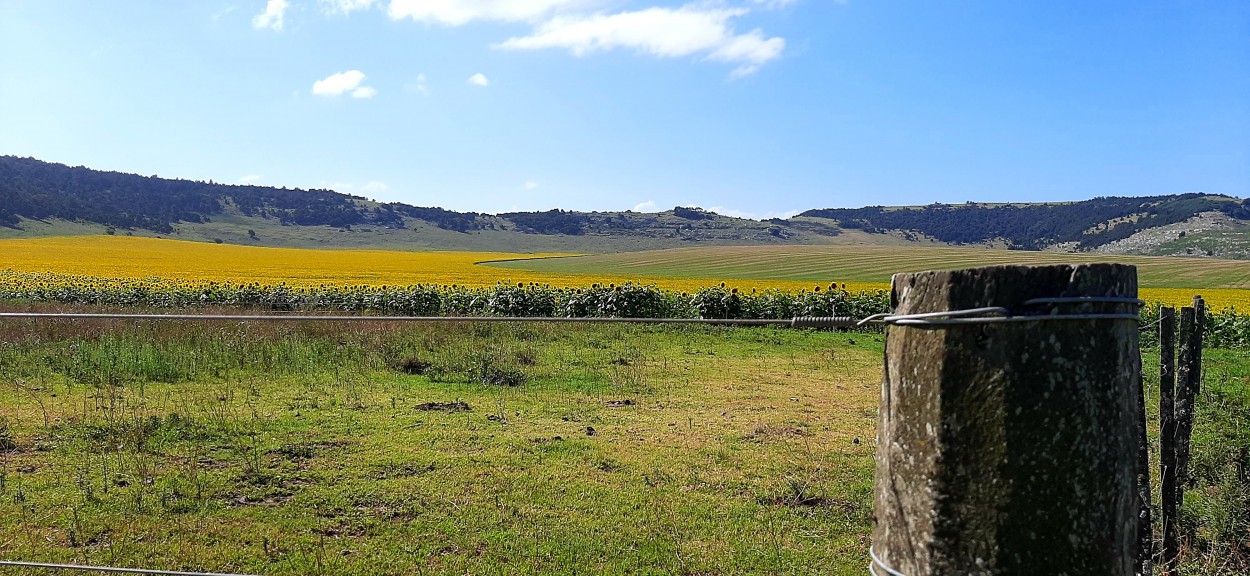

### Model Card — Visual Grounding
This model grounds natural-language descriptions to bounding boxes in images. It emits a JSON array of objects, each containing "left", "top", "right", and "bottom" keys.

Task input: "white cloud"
[
  {"left": 252, "top": 0, "right": 289, "bottom": 31},
  {"left": 361, "top": 181, "right": 389, "bottom": 195},
  {"left": 211, "top": 5, "right": 237, "bottom": 22},
  {"left": 496, "top": 6, "right": 785, "bottom": 77},
  {"left": 406, "top": 73, "right": 430, "bottom": 95},
  {"left": 632, "top": 200, "right": 658, "bottom": 212},
  {"left": 468, "top": 73, "right": 490, "bottom": 87},
  {"left": 320, "top": 0, "right": 378, "bottom": 15},
  {"left": 703, "top": 206, "right": 799, "bottom": 221},
  {"left": 386, "top": 0, "right": 584, "bottom": 26},
  {"left": 751, "top": 0, "right": 800, "bottom": 8},
  {"left": 321, "top": 180, "right": 393, "bottom": 201},
  {"left": 237, "top": 174, "right": 263, "bottom": 184},
  {"left": 312, "top": 70, "right": 377, "bottom": 98},
  {"left": 524, "top": 181, "right": 538, "bottom": 190}
]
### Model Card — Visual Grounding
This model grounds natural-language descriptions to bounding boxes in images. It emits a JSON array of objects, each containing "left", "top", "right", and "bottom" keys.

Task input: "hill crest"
[{"left": 2, "top": 155, "right": 1247, "bottom": 257}]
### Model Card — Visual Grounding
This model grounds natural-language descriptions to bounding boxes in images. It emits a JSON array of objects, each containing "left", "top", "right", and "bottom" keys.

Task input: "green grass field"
[
  {"left": 0, "top": 312, "right": 1245, "bottom": 574},
  {"left": 0, "top": 318, "right": 880, "bottom": 575},
  {"left": 486, "top": 245, "right": 1250, "bottom": 289}
]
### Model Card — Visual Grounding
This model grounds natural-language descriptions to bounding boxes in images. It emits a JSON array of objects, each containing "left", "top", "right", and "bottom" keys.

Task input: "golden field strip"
[{"left": 1, "top": 236, "right": 1247, "bottom": 310}]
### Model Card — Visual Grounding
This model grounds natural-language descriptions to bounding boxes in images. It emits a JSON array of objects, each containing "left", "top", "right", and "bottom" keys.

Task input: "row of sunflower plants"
[
  {"left": 3, "top": 271, "right": 1248, "bottom": 345},
  {"left": 0, "top": 271, "right": 887, "bottom": 321}
]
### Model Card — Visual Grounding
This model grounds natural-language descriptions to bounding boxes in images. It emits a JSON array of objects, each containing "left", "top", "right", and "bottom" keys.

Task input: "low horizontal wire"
[
  {"left": 0, "top": 312, "right": 793, "bottom": 326},
  {"left": 1023, "top": 296, "right": 1146, "bottom": 307},
  {"left": 0, "top": 294, "right": 1147, "bottom": 329},
  {"left": 0, "top": 560, "right": 255, "bottom": 576},
  {"left": 888, "top": 313, "right": 1141, "bottom": 326},
  {"left": 864, "top": 295, "right": 1143, "bottom": 327}
]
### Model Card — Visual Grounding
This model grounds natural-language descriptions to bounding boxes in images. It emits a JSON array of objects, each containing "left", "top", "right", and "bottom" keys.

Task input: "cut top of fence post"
[{"left": 873, "top": 264, "right": 1139, "bottom": 576}]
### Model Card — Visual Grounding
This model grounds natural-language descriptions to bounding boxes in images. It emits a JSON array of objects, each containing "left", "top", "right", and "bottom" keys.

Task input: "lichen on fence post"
[{"left": 872, "top": 264, "right": 1139, "bottom": 576}]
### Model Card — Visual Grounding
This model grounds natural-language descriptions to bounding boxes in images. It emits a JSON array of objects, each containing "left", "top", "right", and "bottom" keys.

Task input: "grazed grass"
[
  {"left": 0, "top": 319, "right": 880, "bottom": 575},
  {"left": 0, "top": 314, "right": 1244, "bottom": 574}
]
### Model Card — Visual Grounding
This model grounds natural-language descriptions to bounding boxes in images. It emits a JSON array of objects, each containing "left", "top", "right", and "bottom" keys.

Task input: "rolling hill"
[{"left": 2, "top": 155, "right": 1248, "bottom": 257}]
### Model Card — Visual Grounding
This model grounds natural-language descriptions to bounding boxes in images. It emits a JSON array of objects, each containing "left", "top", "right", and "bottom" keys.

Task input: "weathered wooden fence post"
[
  {"left": 1176, "top": 296, "right": 1204, "bottom": 499},
  {"left": 1135, "top": 360, "right": 1153, "bottom": 576},
  {"left": 1175, "top": 307, "right": 1196, "bottom": 510},
  {"left": 1159, "top": 306, "right": 1180, "bottom": 575},
  {"left": 871, "top": 264, "right": 1140, "bottom": 576}
]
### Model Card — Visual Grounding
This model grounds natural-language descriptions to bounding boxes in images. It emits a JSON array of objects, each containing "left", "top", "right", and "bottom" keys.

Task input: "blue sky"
[{"left": 1, "top": 1, "right": 1246, "bottom": 219}]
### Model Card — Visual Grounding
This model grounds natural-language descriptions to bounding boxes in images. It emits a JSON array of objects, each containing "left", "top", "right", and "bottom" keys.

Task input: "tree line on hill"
[
  {"left": 3, "top": 155, "right": 1247, "bottom": 249},
  {"left": 0, "top": 156, "right": 490, "bottom": 233},
  {"left": 800, "top": 195, "right": 1250, "bottom": 250}
]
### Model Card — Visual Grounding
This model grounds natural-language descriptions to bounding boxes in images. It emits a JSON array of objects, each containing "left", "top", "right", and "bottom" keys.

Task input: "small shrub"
[
  {"left": 0, "top": 417, "right": 15, "bottom": 451},
  {"left": 392, "top": 357, "right": 432, "bottom": 375},
  {"left": 471, "top": 356, "right": 527, "bottom": 387}
]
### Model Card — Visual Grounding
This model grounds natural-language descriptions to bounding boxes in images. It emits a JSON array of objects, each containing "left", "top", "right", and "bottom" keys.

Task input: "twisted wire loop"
[
  {"left": 0, "top": 560, "right": 256, "bottom": 576},
  {"left": 861, "top": 296, "right": 1145, "bottom": 328},
  {"left": 868, "top": 547, "right": 909, "bottom": 576}
]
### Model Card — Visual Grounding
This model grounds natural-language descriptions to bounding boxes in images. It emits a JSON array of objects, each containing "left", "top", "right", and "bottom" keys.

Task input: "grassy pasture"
[
  {"left": 486, "top": 245, "right": 1250, "bottom": 289},
  {"left": 0, "top": 318, "right": 880, "bottom": 575},
  {"left": 0, "top": 315, "right": 1245, "bottom": 573}
]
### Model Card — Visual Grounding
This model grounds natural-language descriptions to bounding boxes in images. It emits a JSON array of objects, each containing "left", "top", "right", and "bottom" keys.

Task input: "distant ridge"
[
  {"left": 2, "top": 155, "right": 1248, "bottom": 257},
  {"left": 801, "top": 195, "right": 1250, "bottom": 251}
]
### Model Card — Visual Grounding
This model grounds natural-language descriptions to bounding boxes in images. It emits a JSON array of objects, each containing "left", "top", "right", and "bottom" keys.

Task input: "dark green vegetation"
[
  {"left": 6, "top": 276, "right": 1250, "bottom": 349},
  {"left": 4, "top": 156, "right": 1248, "bottom": 256},
  {"left": 801, "top": 195, "right": 1250, "bottom": 250},
  {"left": 0, "top": 157, "right": 816, "bottom": 251},
  {"left": 0, "top": 318, "right": 880, "bottom": 575},
  {"left": 0, "top": 275, "right": 889, "bottom": 321},
  {"left": 0, "top": 156, "right": 484, "bottom": 234}
]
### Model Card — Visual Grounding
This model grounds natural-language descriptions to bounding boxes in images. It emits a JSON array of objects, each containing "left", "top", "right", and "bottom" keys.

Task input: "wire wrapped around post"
[{"left": 871, "top": 264, "right": 1141, "bottom": 575}]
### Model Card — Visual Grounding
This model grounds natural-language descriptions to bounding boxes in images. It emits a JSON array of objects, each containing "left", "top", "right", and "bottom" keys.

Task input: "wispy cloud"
[
  {"left": 468, "top": 73, "right": 490, "bottom": 87},
  {"left": 252, "top": 0, "right": 289, "bottom": 31},
  {"left": 360, "top": 181, "right": 389, "bottom": 196},
  {"left": 317, "top": 1, "right": 790, "bottom": 77},
  {"left": 386, "top": 0, "right": 584, "bottom": 26},
  {"left": 237, "top": 174, "right": 263, "bottom": 184},
  {"left": 632, "top": 200, "right": 658, "bottom": 212},
  {"left": 496, "top": 7, "right": 784, "bottom": 77},
  {"left": 312, "top": 70, "right": 377, "bottom": 98},
  {"left": 211, "top": 5, "right": 237, "bottom": 22},
  {"left": 524, "top": 181, "right": 538, "bottom": 190},
  {"left": 406, "top": 73, "right": 430, "bottom": 95},
  {"left": 703, "top": 206, "right": 799, "bottom": 220},
  {"left": 751, "top": 0, "right": 802, "bottom": 8},
  {"left": 320, "top": 0, "right": 378, "bottom": 15},
  {"left": 320, "top": 180, "right": 392, "bottom": 200}
]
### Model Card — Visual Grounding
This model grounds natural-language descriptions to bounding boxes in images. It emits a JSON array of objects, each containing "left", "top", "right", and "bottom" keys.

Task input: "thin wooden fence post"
[
  {"left": 1175, "top": 307, "right": 1195, "bottom": 508},
  {"left": 1186, "top": 296, "right": 1205, "bottom": 494},
  {"left": 1191, "top": 295, "right": 1205, "bottom": 400},
  {"left": 871, "top": 264, "right": 1139, "bottom": 576},
  {"left": 1135, "top": 358, "right": 1153, "bottom": 576},
  {"left": 1159, "top": 306, "right": 1179, "bottom": 575}
]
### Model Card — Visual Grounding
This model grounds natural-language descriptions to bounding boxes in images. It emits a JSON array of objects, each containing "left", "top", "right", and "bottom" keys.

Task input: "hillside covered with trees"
[
  {"left": 3, "top": 155, "right": 1248, "bottom": 256},
  {"left": 0, "top": 156, "right": 490, "bottom": 233},
  {"left": 801, "top": 195, "right": 1250, "bottom": 250}
]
